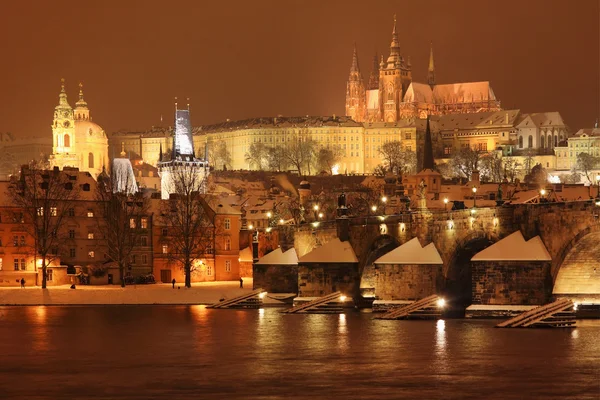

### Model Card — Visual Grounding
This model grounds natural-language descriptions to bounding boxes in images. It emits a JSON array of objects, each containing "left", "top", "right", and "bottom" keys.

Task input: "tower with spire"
[
  {"left": 157, "top": 101, "right": 210, "bottom": 199},
  {"left": 428, "top": 42, "right": 436, "bottom": 88},
  {"left": 345, "top": 44, "right": 366, "bottom": 122},
  {"left": 379, "top": 15, "right": 412, "bottom": 123},
  {"left": 49, "top": 79, "right": 109, "bottom": 178}
]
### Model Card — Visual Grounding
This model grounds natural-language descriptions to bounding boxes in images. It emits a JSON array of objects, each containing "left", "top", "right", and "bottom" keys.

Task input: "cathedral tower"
[
  {"left": 74, "top": 82, "right": 90, "bottom": 121},
  {"left": 379, "top": 15, "right": 412, "bottom": 122},
  {"left": 50, "top": 79, "right": 77, "bottom": 166},
  {"left": 428, "top": 42, "right": 436, "bottom": 88},
  {"left": 345, "top": 44, "right": 366, "bottom": 122}
]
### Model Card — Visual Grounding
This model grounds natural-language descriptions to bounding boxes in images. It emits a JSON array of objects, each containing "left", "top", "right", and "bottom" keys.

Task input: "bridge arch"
[
  {"left": 358, "top": 234, "right": 400, "bottom": 298},
  {"left": 553, "top": 227, "right": 600, "bottom": 299},
  {"left": 444, "top": 230, "right": 499, "bottom": 312}
]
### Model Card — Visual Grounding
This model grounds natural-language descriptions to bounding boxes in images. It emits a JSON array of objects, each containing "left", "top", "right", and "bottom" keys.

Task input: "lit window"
[
  {"left": 224, "top": 218, "right": 230, "bottom": 230},
  {"left": 162, "top": 245, "right": 168, "bottom": 254},
  {"left": 225, "top": 237, "right": 231, "bottom": 251},
  {"left": 141, "top": 218, "right": 148, "bottom": 229},
  {"left": 88, "top": 251, "right": 95, "bottom": 259},
  {"left": 225, "top": 260, "right": 231, "bottom": 272},
  {"left": 88, "top": 232, "right": 94, "bottom": 239},
  {"left": 0, "top": 258, "right": 2, "bottom": 270},
  {"left": 206, "top": 265, "right": 213, "bottom": 276},
  {"left": 14, "top": 258, "right": 19, "bottom": 271},
  {"left": 87, "top": 210, "right": 94, "bottom": 218},
  {"left": 37, "top": 207, "right": 44, "bottom": 216},
  {"left": 20, "top": 258, "right": 26, "bottom": 270},
  {"left": 13, "top": 236, "right": 18, "bottom": 246},
  {"left": 20, "top": 236, "right": 25, "bottom": 246},
  {"left": 130, "top": 218, "right": 136, "bottom": 229},
  {"left": 50, "top": 207, "right": 57, "bottom": 216},
  {"left": 47, "top": 269, "right": 53, "bottom": 281}
]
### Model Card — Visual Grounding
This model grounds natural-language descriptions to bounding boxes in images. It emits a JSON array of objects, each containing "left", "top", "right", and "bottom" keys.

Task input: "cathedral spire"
[
  {"left": 348, "top": 43, "right": 363, "bottom": 82},
  {"left": 368, "top": 53, "right": 379, "bottom": 90},
  {"left": 422, "top": 116, "right": 435, "bottom": 170},
  {"left": 75, "top": 82, "right": 88, "bottom": 109},
  {"left": 428, "top": 42, "right": 436, "bottom": 88},
  {"left": 387, "top": 14, "right": 401, "bottom": 65},
  {"left": 74, "top": 82, "right": 90, "bottom": 120}
]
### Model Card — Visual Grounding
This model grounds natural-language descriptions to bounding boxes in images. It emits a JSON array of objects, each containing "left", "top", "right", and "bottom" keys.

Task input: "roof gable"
[
  {"left": 374, "top": 237, "right": 443, "bottom": 265},
  {"left": 256, "top": 248, "right": 298, "bottom": 265},
  {"left": 471, "top": 231, "right": 551, "bottom": 261},
  {"left": 298, "top": 238, "right": 358, "bottom": 264}
]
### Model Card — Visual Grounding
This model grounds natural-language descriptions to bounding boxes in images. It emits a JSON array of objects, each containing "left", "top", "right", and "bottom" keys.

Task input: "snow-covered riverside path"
[{"left": 0, "top": 279, "right": 258, "bottom": 306}]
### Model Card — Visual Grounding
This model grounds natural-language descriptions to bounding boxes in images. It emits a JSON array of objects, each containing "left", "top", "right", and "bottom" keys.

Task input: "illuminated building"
[{"left": 49, "top": 80, "right": 109, "bottom": 177}]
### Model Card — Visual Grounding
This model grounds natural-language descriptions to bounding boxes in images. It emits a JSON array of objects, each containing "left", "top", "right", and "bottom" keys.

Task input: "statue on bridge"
[{"left": 417, "top": 179, "right": 428, "bottom": 210}]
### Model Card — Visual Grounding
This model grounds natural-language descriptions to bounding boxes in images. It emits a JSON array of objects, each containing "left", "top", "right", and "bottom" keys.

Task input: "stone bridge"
[{"left": 290, "top": 200, "right": 600, "bottom": 306}]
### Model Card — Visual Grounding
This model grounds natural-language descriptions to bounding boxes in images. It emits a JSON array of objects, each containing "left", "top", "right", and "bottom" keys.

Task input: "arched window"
[
  {"left": 540, "top": 135, "right": 545, "bottom": 149},
  {"left": 554, "top": 135, "right": 558, "bottom": 147},
  {"left": 518, "top": 136, "right": 523, "bottom": 148},
  {"left": 88, "top": 152, "right": 94, "bottom": 168},
  {"left": 387, "top": 83, "right": 394, "bottom": 101},
  {"left": 64, "top": 134, "right": 70, "bottom": 148},
  {"left": 528, "top": 135, "right": 533, "bottom": 148}
]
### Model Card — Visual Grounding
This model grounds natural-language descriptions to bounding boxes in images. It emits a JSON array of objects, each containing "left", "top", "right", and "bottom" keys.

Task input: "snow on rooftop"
[
  {"left": 374, "top": 237, "right": 443, "bottom": 265},
  {"left": 256, "top": 248, "right": 298, "bottom": 265},
  {"left": 298, "top": 238, "right": 358, "bottom": 264},
  {"left": 239, "top": 247, "right": 253, "bottom": 263},
  {"left": 471, "top": 231, "right": 551, "bottom": 262}
]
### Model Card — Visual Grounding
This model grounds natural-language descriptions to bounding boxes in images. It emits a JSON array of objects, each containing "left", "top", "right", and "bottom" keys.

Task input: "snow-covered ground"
[{"left": 0, "top": 279, "right": 257, "bottom": 306}]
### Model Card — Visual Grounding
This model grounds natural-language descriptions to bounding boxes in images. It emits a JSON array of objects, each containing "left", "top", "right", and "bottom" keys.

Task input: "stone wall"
[
  {"left": 239, "top": 261, "right": 253, "bottom": 278},
  {"left": 252, "top": 264, "right": 298, "bottom": 293},
  {"left": 472, "top": 261, "right": 552, "bottom": 305},
  {"left": 298, "top": 263, "right": 359, "bottom": 297},
  {"left": 362, "top": 263, "right": 443, "bottom": 301}
]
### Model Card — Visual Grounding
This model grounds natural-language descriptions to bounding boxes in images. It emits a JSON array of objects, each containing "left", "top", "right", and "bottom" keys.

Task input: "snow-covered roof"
[
  {"left": 403, "top": 82, "right": 433, "bottom": 103},
  {"left": 374, "top": 237, "right": 443, "bottom": 265},
  {"left": 433, "top": 81, "right": 496, "bottom": 103},
  {"left": 256, "top": 248, "right": 298, "bottom": 265},
  {"left": 239, "top": 247, "right": 253, "bottom": 263},
  {"left": 471, "top": 231, "right": 551, "bottom": 261},
  {"left": 298, "top": 238, "right": 358, "bottom": 264}
]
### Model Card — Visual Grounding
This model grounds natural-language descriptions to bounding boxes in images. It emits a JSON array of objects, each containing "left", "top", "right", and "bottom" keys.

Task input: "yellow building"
[
  {"left": 555, "top": 128, "right": 600, "bottom": 173},
  {"left": 49, "top": 80, "right": 109, "bottom": 178}
]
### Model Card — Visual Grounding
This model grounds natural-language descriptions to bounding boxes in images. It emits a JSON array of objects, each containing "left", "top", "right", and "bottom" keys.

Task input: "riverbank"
[{"left": 0, "top": 279, "right": 258, "bottom": 306}]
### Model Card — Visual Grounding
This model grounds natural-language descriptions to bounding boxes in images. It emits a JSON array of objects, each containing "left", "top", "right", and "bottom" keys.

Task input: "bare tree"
[
  {"left": 96, "top": 169, "right": 150, "bottom": 287},
  {"left": 160, "top": 166, "right": 214, "bottom": 287},
  {"left": 317, "top": 147, "right": 343, "bottom": 174},
  {"left": 378, "top": 141, "right": 416, "bottom": 174},
  {"left": 283, "top": 130, "right": 317, "bottom": 175},
  {"left": 450, "top": 146, "right": 481, "bottom": 178},
  {"left": 209, "top": 140, "right": 232, "bottom": 170},
  {"left": 522, "top": 148, "right": 536, "bottom": 176},
  {"left": 576, "top": 152, "right": 600, "bottom": 184},
  {"left": 244, "top": 142, "right": 268, "bottom": 170},
  {"left": 8, "top": 163, "right": 80, "bottom": 289},
  {"left": 502, "top": 156, "right": 522, "bottom": 182},
  {"left": 266, "top": 146, "right": 287, "bottom": 172},
  {"left": 479, "top": 152, "right": 503, "bottom": 182}
]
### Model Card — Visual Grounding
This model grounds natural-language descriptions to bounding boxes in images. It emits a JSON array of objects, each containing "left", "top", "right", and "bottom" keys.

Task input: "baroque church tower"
[
  {"left": 379, "top": 15, "right": 412, "bottom": 122},
  {"left": 49, "top": 79, "right": 109, "bottom": 177},
  {"left": 345, "top": 44, "right": 366, "bottom": 122}
]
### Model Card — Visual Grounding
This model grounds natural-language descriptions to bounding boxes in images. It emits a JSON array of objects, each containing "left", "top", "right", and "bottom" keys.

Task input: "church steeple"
[
  {"left": 428, "top": 42, "right": 436, "bottom": 88},
  {"left": 386, "top": 15, "right": 401, "bottom": 66},
  {"left": 345, "top": 44, "right": 366, "bottom": 122},
  {"left": 55, "top": 78, "right": 72, "bottom": 111},
  {"left": 74, "top": 82, "right": 90, "bottom": 121},
  {"left": 368, "top": 53, "right": 379, "bottom": 90}
]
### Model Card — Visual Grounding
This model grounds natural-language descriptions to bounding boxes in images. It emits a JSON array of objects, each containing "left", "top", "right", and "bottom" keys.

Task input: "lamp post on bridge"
[{"left": 472, "top": 187, "right": 478, "bottom": 208}]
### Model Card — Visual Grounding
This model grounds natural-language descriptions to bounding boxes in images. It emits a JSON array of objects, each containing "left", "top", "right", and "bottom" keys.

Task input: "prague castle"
[
  {"left": 346, "top": 16, "right": 500, "bottom": 123},
  {"left": 49, "top": 80, "right": 109, "bottom": 177}
]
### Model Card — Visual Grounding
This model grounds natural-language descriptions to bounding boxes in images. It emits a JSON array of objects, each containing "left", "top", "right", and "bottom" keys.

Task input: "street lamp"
[
  {"left": 381, "top": 196, "right": 387, "bottom": 203},
  {"left": 443, "top": 197, "right": 449, "bottom": 211},
  {"left": 318, "top": 212, "right": 324, "bottom": 219},
  {"left": 371, "top": 205, "right": 377, "bottom": 213},
  {"left": 472, "top": 187, "right": 478, "bottom": 208},
  {"left": 313, "top": 204, "right": 319, "bottom": 211}
]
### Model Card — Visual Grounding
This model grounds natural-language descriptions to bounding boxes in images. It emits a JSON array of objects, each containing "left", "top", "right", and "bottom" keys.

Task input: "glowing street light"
[
  {"left": 381, "top": 196, "right": 387, "bottom": 203},
  {"left": 443, "top": 197, "right": 449, "bottom": 210},
  {"left": 313, "top": 204, "right": 319, "bottom": 211},
  {"left": 279, "top": 219, "right": 284, "bottom": 225},
  {"left": 371, "top": 205, "right": 377, "bottom": 213},
  {"left": 248, "top": 224, "right": 254, "bottom": 230},
  {"left": 339, "top": 295, "right": 347, "bottom": 302},
  {"left": 318, "top": 212, "right": 323, "bottom": 219},
  {"left": 472, "top": 186, "right": 478, "bottom": 208},
  {"left": 266, "top": 211, "right": 272, "bottom": 218},
  {"left": 540, "top": 189, "right": 547, "bottom": 196},
  {"left": 436, "top": 298, "right": 446, "bottom": 308},
  {"left": 259, "top": 292, "right": 267, "bottom": 299}
]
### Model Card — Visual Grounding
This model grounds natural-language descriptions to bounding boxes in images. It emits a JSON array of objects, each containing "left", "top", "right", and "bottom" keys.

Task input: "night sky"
[{"left": 1, "top": 0, "right": 598, "bottom": 138}]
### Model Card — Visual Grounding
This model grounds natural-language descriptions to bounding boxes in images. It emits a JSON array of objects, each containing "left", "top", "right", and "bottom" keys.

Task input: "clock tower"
[{"left": 50, "top": 79, "right": 78, "bottom": 168}]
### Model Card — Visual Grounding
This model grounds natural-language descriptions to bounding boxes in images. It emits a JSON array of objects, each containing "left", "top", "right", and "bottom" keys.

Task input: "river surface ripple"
[{"left": 0, "top": 306, "right": 598, "bottom": 399}]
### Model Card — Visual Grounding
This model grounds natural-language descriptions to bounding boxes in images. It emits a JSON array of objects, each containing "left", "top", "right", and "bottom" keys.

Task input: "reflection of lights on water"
[
  {"left": 191, "top": 305, "right": 208, "bottom": 323},
  {"left": 259, "top": 308, "right": 265, "bottom": 318},
  {"left": 571, "top": 329, "right": 579, "bottom": 339},
  {"left": 436, "top": 319, "right": 446, "bottom": 351},
  {"left": 436, "top": 319, "right": 445, "bottom": 332},
  {"left": 35, "top": 306, "right": 47, "bottom": 322},
  {"left": 339, "top": 313, "right": 346, "bottom": 325}
]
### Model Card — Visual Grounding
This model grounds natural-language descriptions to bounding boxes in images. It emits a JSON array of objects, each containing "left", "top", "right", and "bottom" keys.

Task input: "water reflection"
[
  {"left": 337, "top": 313, "right": 349, "bottom": 352},
  {"left": 435, "top": 319, "right": 448, "bottom": 374},
  {"left": 27, "top": 306, "right": 49, "bottom": 352}
]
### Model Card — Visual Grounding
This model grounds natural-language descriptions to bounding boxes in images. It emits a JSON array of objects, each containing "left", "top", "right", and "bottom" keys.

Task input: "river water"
[{"left": 0, "top": 306, "right": 598, "bottom": 399}]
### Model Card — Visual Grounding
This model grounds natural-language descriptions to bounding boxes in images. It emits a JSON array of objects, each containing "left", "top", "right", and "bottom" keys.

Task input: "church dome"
[{"left": 75, "top": 120, "right": 107, "bottom": 141}]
